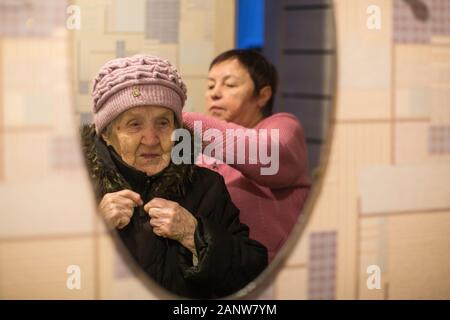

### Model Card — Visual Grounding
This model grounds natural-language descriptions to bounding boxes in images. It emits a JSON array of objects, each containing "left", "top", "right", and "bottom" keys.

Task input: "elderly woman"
[
  {"left": 81, "top": 55, "right": 267, "bottom": 298},
  {"left": 183, "top": 49, "right": 311, "bottom": 262}
]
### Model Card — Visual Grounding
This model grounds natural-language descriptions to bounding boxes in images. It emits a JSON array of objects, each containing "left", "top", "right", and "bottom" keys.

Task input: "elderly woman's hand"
[
  {"left": 99, "top": 189, "right": 143, "bottom": 229},
  {"left": 144, "top": 198, "right": 198, "bottom": 255}
]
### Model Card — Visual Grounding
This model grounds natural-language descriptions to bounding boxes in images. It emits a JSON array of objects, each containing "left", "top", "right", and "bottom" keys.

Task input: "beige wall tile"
[
  {"left": 387, "top": 211, "right": 450, "bottom": 299},
  {"left": 0, "top": 237, "right": 96, "bottom": 299},
  {"left": 359, "top": 163, "right": 450, "bottom": 214},
  {"left": 284, "top": 230, "right": 308, "bottom": 267},
  {"left": 275, "top": 267, "right": 307, "bottom": 300},
  {"left": 358, "top": 217, "right": 389, "bottom": 299},
  {"left": 0, "top": 176, "right": 96, "bottom": 237},
  {"left": 335, "top": 0, "right": 392, "bottom": 120},
  {"left": 183, "top": 77, "right": 208, "bottom": 113}
]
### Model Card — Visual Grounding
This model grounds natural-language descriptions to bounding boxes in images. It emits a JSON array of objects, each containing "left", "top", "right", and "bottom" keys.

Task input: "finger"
[
  {"left": 152, "top": 226, "right": 166, "bottom": 238},
  {"left": 119, "top": 206, "right": 134, "bottom": 218},
  {"left": 149, "top": 217, "right": 162, "bottom": 228},
  {"left": 117, "top": 220, "right": 128, "bottom": 229},
  {"left": 116, "top": 216, "right": 130, "bottom": 229},
  {"left": 108, "top": 204, "right": 134, "bottom": 219},
  {"left": 116, "top": 189, "right": 143, "bottom": 206},
  {"left": 144, "top": 198, "right": 164, "bottom": 211},
  {"left": 147, "top": 207, "right": 168, "bottom": 219},
  {"left": 103, "top": 193, "right": 138, "bottom": 211},
  {"left": 115, "top": 197, "right": 138, "bottom": 210},
  {"left": 144, "top": 197, "right": 173, "bottom": 211}
]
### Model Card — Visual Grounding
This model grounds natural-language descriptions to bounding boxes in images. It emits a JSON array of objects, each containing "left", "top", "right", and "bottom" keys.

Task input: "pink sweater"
[{"left": 183, "top": 112, "right": 311, "bottom": 262}]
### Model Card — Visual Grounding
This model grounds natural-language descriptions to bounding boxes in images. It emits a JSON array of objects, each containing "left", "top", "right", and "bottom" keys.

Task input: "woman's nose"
[
  {"left": 210, "top": 85, "right": 222, "bottom": 100},
  {"left": 141, "top": 127, "right": 160, "bottom": 146}
]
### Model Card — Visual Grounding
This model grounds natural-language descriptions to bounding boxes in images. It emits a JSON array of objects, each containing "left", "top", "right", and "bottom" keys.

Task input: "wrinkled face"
[
  {"left": 102, "top": 105, "right": 175, "bottom": 176},
  {"left": 206, "top": 58, "right": 263, "bottom": 127}
]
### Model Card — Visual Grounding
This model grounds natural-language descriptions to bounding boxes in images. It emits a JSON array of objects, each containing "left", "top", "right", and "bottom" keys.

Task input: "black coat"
[{"left": 81, "top": 124, "right": 268, "bottom": 298}]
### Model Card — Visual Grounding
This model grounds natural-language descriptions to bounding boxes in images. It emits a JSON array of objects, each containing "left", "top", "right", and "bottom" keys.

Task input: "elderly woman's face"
[
  {"left": 206, "top": 58, "right": 263, "bottom": 127},
  {"left": 102, "top": 105, "right": 175, "bottom": 175}
]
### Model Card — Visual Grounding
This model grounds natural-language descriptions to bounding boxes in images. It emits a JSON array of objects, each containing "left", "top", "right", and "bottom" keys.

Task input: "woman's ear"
[
  {"left": 101, "top": 133, "right": 111, "bottom": 146},
  {"left": 257, "top": 86, "right": 272, "bottom": 109}
]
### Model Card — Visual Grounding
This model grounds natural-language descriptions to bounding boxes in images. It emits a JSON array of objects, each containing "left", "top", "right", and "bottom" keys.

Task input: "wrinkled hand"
[
  {"left": 144, "top": 197, "right": 198, "bottom": 255},
  {"left": 99, "top": 190, "right": 143, "bottom": 229}
]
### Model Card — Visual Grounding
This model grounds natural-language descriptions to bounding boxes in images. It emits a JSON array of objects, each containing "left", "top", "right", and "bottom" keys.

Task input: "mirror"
[{"left": 75, "top": 0, "right": 336, "bottom": 298}]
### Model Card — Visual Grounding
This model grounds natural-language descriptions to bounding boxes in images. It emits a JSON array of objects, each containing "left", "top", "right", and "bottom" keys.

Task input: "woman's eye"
[
  {"left": 126, "top": 121, "right": 141, "bottom": 129},
  {"left": 225, "top": 83, "right": 236, "bottom": 88},
  {"left": 157, "top": 120, "right": 169, "bottom": 128}
]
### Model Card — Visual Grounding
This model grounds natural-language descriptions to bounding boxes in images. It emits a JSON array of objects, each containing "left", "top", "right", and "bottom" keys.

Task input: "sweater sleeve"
[
  {"left": 183, "top": 112, "right": 310, "bottom": 188},
  {"left": 180, "top": 173, "right": 268, "bottom": 297}
]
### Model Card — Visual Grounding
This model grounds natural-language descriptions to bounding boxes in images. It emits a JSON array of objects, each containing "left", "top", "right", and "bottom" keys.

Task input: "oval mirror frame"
[{"left": 85, "top": 0, "right": 338, "bottom": 299}]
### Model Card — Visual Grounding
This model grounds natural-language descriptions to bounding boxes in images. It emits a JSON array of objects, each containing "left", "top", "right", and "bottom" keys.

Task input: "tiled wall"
[{"left": 0, "top": 0, "right": 449, "bottom": 299}]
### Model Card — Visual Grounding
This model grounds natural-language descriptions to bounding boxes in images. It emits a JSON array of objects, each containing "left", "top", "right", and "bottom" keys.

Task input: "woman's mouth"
[
  {"left": 208, "top": 106, "right": 226, "bottom": 115},
  {"left": 140, "top": 153, "right": 161, "bottom": 160}
]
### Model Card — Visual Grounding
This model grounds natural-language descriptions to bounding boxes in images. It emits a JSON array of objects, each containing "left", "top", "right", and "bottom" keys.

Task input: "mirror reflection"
[{"left": 77, "top": 0, "right": 335, "bottom": 298}]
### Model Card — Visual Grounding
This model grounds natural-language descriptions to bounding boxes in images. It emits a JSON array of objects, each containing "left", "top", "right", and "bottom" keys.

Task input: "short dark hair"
[{"left": 209, "top": 49, "right": 278, "bottom": 118}]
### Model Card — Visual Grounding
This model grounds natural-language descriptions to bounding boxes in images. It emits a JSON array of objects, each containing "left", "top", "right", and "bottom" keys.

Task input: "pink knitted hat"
[{"left": 91, "top": 54, "right": 187, "bottom": 134}]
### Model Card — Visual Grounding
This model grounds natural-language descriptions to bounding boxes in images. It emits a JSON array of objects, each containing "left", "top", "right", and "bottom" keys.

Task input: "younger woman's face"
[{"left": 205, "top": 59, "right": 265, "bottom": 127}]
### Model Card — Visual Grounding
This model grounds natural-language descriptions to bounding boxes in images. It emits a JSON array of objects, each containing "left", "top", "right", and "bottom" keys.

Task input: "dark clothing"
[{"left": 81, "top": 124, "right": 268, "bottom": 298}]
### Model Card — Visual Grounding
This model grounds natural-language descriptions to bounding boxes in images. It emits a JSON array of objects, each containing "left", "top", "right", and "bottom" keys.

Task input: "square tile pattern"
[
  {"left": 308, "top": 231, "right": 337, "bottom": 300},
  {"left": 394, "top": 0, "right": 450, "bottom": 44}
]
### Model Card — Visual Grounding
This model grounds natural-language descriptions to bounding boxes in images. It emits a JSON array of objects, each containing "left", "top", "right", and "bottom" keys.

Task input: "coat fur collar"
[{"left": 80, "top": 124, "right": 196, "bottom": 202}]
